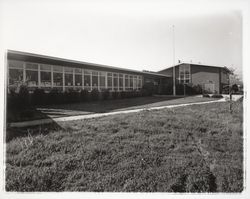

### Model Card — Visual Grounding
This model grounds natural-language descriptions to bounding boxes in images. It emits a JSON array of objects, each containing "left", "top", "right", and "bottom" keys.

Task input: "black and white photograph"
[{"left": 0, "top": 0, "right": 249, "bottom": 198}]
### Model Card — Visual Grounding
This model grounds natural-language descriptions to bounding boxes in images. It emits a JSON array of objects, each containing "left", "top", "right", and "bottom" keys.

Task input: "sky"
[{"left": 0, "top": 0, "right": 243, "bottom": 78}]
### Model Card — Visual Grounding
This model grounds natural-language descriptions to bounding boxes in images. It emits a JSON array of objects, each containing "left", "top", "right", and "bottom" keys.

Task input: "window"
[
  {"left": 40, "top": 64, "right": 51, "bottom": 87},
  {"left": 25, "top": 63, "right": 39, "bottom": 88},
  {"left": 133, "top": 76, "right": 137, "bottom": 90},
  {"left": 92, "top": 71, "right": 98, "bottom": 89},
  {"left": 138, "top": 76, "right": 142, "bottom": 90},
  {"left": 84, "top": 70, "right": 91, "bottom": 90},
  {"left": 125, "top": 75, "right": 129, "bottom": 91},
  {"left": 8, "top": 60, "right": 24, "bottom": 87},
  {"left": 99, "top": 71, "right": 106, "bottom": 90},
  {"left": 64, "top": 67, "right": 73, "bottom": 87},
  {"left": 75, "top": 68, "right": 82, "bottom": 87},
  {"left": 113, "top": 73, "right": 118, "bottom": 91},
  {"left": 119, "top": 74, "right": 123, "bottom": 91},
  {"left": 107, "top": 73, "right": 112, "bottom": 90},
  {"left": 129, "top": 76, "right": 133, "bottom": 90},
  {"left": 53, "top": 66, "right": 63, "bottom": 87},
  {"left": 179, "top": 64, "right": 190, "bottom": 84}
]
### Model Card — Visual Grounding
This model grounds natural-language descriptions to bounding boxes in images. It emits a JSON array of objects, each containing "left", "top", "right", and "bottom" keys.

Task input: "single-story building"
[
  {"left": 7, "top": 50, "right": 170, "bottom": 94},
  {"left": 6, "top": 50, "right": 230, "bottom": 96},
  {"left": 158, "top": 63, "right": 230, "bottom": 94}
]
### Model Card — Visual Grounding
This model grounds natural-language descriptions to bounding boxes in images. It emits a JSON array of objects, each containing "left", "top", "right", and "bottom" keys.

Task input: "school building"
[{"left": 7, "top": 50, "right": 230, "bottom": 96}]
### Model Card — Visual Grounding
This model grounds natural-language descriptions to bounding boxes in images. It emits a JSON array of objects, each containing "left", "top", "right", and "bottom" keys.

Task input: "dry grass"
[{"left": 5, "top": 101, "right": 243, "bottom": 192}]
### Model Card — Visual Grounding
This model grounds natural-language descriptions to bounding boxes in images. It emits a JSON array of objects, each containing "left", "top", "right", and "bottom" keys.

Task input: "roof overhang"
[{"left": 7, "top": 50, "right": 171, "bottom": 78}]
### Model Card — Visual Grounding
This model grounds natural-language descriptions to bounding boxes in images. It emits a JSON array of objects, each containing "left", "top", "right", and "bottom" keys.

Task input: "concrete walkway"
[{"left": 9, "top": 98, "right": 226, "bottom": 128}]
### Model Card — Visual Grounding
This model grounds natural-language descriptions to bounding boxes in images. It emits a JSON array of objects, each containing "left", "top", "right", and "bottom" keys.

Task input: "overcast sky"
[{"left": 0, "top": 0, "right": 243, "bottom": 77}]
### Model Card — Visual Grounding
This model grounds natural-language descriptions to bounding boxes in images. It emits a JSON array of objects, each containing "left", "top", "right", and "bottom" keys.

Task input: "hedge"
[{"left": 7, "top": 88, "right": 149, "bottom": 108}]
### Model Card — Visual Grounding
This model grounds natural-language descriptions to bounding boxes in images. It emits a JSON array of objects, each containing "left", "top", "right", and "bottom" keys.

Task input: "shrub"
[
  {"left": 102, "top": 89, "right": 110, "bottom": 100},
  {"left": 120, "top": 91, "right": 127, "bottom": 99},
  {"left": 91, "top": 89, "right": 99, "bottom": 101},
  {"left": 202, "top": 94, "right": 210, "bottom": 98},
  {"left": 32, "top": 88, "right": 45, "bottom": 105},
  {"left": 111, "top": 91, "right": 119, "bottom": 99},
  {"left": 64, "top": 89, "right": 80, "bottom": 103},
  {"left": 211, "top": 94, "right": 223, "bottom": 98},
  {"left": 231, "top": 84, "right": 239, "bottom": 94},
  {"left": 18, "top": 85, "right": 30, "bottom": 109},
  {"left": 48, "top": 88, "right": 63, "bottom": 105},
  {"left": 80, "top": 89, "right": 89, "bottom": 102}
]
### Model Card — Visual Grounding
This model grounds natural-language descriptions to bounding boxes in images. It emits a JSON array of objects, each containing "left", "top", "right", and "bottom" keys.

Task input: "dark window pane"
[
  {"left": 41, "top": 71, "right": 51, "bottom": 87},
  {"left": 65, "top": 73, "right": 73, "bottom": 86},
  {"left": 53, "top": 72, "right": 63, "bottom": 86},
  {"left": 108, "top": 76, "right": 112, "bottom": 88},
  {"left": 84, "top": 75, "right": 91, "bottom": 87},
  {"left": 75, "top": 74, "right": 82, "bottom": 86},
  {"left": 113, "top": 77, "right": 118, "bottom": 87},
  {"left": 92, "top": 75, "right": 98, "bottom": 88},
  {"left": 100, "top": 76, "right": 105, "bottom": 87},
  {"left": 26, "top": 70, "right": 38, "bottom": 87},
  {"left": 9, "top": 69, "right": 23, "bottom": 86}
]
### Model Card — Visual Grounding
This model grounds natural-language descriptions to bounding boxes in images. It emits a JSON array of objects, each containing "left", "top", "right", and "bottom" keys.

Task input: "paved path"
[{"left": 9, "top": 98, "right": 226, "bottom": 128}]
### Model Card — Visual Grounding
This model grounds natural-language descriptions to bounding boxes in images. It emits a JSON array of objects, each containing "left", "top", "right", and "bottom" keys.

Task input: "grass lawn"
[
  {"left": 7, "top": 95, "right": 217, "bottom": 122},
  {"left": 5, "top": 100, "right": 243, "bottom": 192}
]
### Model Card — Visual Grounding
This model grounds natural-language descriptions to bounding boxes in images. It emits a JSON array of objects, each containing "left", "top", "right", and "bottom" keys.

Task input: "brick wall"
[{"left": 191, "top": 64, "right": 220, "bottom": 93}]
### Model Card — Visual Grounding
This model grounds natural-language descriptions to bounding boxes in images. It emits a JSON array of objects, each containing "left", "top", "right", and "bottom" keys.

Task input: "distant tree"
[{"left": 228, "top": 67, "right": 242, "bottom": 85}]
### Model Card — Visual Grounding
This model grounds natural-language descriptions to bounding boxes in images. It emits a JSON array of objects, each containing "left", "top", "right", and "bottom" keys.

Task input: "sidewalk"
[{"left": 9, "top": 98, "right": 225, "bottom": 128}]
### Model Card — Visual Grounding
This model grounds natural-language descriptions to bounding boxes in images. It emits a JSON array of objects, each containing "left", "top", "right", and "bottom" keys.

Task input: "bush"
[
  {"left": 111, "top": 91, "right": 119, "bottom": 99},
  {"left": 91, "top": 89, "right": 99, "bottom": 101},
  {"left": 202, "top": 94, "right": 210, "bottom": 98},
  {"left": 32, "top": 88, "right": 46, "bottom": 105},
  {"left": 48, "top": 88, "right": 64, "bottom": 105},
  {"left": 211, "top": 94, "right": 223, "bottom": 98},
  {"left": 64, "top": 90, "right": 80, "bottom": 103},
  {"left": 80, "top": 89, "right": 89, "bottom": 102},
  {"left": 18, "top": 85, "right": 30, "bottom": 109},
  {"left": 102, "top": 89, "right": 110, "bottom": 100}
]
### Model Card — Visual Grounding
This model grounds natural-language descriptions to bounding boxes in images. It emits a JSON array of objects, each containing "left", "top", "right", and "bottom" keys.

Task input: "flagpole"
[{"left": 173, "top": 25, "right": 176, "bottom": 96}]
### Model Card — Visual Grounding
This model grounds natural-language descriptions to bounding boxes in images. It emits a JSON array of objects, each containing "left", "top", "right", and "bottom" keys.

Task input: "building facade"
[
  {"left": 6, "top": 51, "right": 230, "bottom": 96},
  {"left": 159, "top": 63, "right": 230, "bottom": 94},
  {"left": 7, "top": 50, "right": 169, "bottom": 94}
]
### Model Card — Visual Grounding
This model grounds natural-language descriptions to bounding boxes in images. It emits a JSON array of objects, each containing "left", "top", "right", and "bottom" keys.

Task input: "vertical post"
[
  {"left": 90, "top": 71, "right": 92, "bottom": 91},
  {"left": 98, "top": 72, "right": 100, "bottom": 91},
  {"left": 82, "top": 69, "right": 84, "bottom": 90},
  {"left": 73, "top": 68, "right": 75, "bottom": 89},
  {"left": 105, "top": 72, "right": 108, "bottom": 89},
  {"left": 23, "top": 62, "right": 26, "bottom": 84},
  {"left": 111, "top": 73, "right": 113, "bottom": 91},
  {"left": 123, "top": 74, "right": 125, "bottom": 91},
  {"left": 117, "top": 73, "right": 119, "bottom": 91},
  {"left": 38, "top": 64, "right": 41, "bottom": 88},
  {"left": 172, "top": 25, "right": 176, "bottom": 96},
  {"left": 51, "top": 66, "right": 53, "bottom": 89},
  {"left": 62, "top": 67, "right": 65, "bottom": 92}
]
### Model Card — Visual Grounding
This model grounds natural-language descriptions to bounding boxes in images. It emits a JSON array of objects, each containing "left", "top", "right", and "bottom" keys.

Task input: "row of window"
[
  {"left": 8, "top": 60, "right": 143, "bottom": 91},
  {"left": 179, "top": 64, "right": 190, "bottom": 84}
]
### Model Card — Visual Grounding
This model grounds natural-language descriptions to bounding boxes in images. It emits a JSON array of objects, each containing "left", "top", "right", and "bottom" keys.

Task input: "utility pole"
[{"left": 172, "top": 25, "right": 176, "bottom": 96}]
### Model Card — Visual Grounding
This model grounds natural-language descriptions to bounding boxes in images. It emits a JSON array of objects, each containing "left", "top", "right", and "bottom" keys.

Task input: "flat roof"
[
  {"left": 7, "top": 50, "right": 170, "bottom": 78},
  {"left": 158, "top": 62, "right": 231, "bottom": 73}
]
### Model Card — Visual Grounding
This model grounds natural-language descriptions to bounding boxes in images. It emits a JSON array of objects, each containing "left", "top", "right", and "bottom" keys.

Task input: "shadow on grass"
[
  {"left": 6, "top": 122, "right": 63, "bottom": 143},
  {"left": 6, "top": 107, "right": 64, "bottom": 142},
  {"left": 37, "top": 96, "right": 184, "bottom": 116}
]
